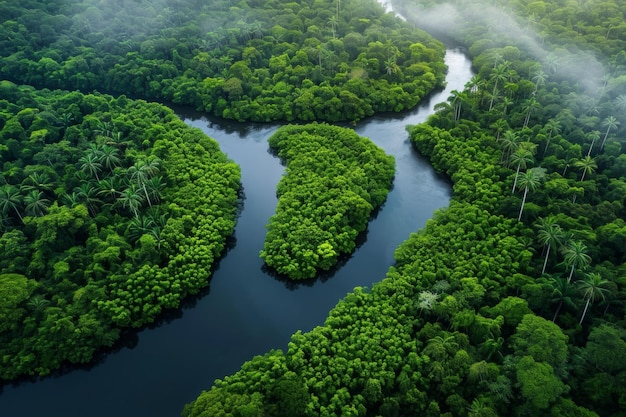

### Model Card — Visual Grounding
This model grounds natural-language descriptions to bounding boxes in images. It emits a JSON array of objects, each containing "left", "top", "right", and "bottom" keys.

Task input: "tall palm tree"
[
  {"left": 561, "top": 240, "right": 591, "bottom": 283},
  {"left": 499, "top": 130, "right": 521, "bottom": 163},
  {"left": 94, "top": 120, "right": 114, "bottom": 139},
  {"left": 600, "top": 116, "right": 619, "bottom": 150},
  {"left": 23, "top": 190, "right": 50, "bottom": 217},
  {"left": 129, "top": 158, "right": 160, "bottom": 207},
  {"left": 522, "top": 96, "right": 540, "bottom": 129},
  {"left": 550, "top": 276, "right": 578, "bottom": 322},
  {"left": 531, "top": 69, "right": 548, "bottom": 93},
  {"left": 585, "top": 130, "right": 601, "bottom": 157},
  {"left": 543, "top": 119, "right": 561, "bottom": 155},
  {"left": 536, "top": 217, "right": 565, "bottom": 275},
  {"left": 74, "top": 183, "right": 100, "bottom": 216},
  {"left": 118, "top": 184, "right": 144, "bottom": 218},
  {"left": 491, "top": 119, "right": 508, "bottom": 141},
  {"left": 78, "top": 153, "right": 102, "bottom": 182},
  {"left": 509, "top": 147, "right": 535, "bottom": 194},
  {"left": 21, "top": 172, "right": 54, "bottom": 194},
  {"left": 516, "top": 167, "right": 546, "bottom": 221},
  {"left": 99, "top": 145, "right": 122, "bottom": 173},
  {"left": 145, "top": 176, "right": 165, "bottom": 205},
  {"left": 327, "top": 15, "right": 338, "bottom": 38},
  {"left": 573, "top": 155, "right": 597, "bottom": 182},
  {"left": 0, "top": 184, "right": 24, "bottom": 222},
  {"left": 578, "top": 272, "right": 610, "bottom": 324},
  {"left": 97, "top": 177, "right": 124, "bottom": 203},
  {"left": 489, "top": 61, "right": 511, "bottom": 111}
]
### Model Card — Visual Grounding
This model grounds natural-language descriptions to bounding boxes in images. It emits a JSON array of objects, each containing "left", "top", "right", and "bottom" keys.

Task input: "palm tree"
[
  {"left": 23, "top": 190, "right": 50, "bottom": 217},
  {"left": 615, "top": 94, "right": 626, "bottom": 114},
  {"left": 384, "top": 56, "right": 399, "bottom": 77},
  {"left": 62, "top": 192, "right": 81, "bottom": 208},
  {"left": 118, "top": 184, "right": 144, "bottom": 218},
  {"left": 99, "top": 145, "right": 122, "bottom": 173},
  {"left": 531, "top": 69, "right": 548, "bottom": 93},
  {"left": 327, "top": 15, "right": 338, "bottom": 38},
  {"left": 21, "top": 172, "right": 54, "bottom": 194},
  {"left": 449, "top": 90, "right": 466, "bottom": 121},
  {"left": 600, "top": 116, "right": 619, "bottom": 150},
  {"left": 27, "top": 294, "right": 50, "bottom": 313},
  {"left": 489, "top": 61, "right": 511, "bottom": 111},
  {"left": 516, "top": 167, "right": 546, "bottom": 221},
  {"left": 522, "top": 96, "right": 540, "bottom": 129},
  {"left": 550, "top": 277, "right": 578, "bottom": 322},
  {"left": 97, "top": 177, "right": 123, "bottom": 203},
  {"left": 578, "top": 272, "right": 610, "bottom": 324},
  {"left": 509, "top": 147, "right": 535, "bottom": 194},
  {"left": 74, "top": 183, "right": 100, "bottom": 216},
  {"left": 94, "top": 120, "right": 114, "bottom": 139},
  {"left": 491, "top": 119, "right": 508, "bottom": 141},
  {"left": 561, "top": 240, "right": 591, "bottom": 283},
  {"left": 499, "top": 130, "right": 521, "bottom": 163},
  {"left": 78, "top": 153, "right": 102, "bottom": 181},
  {"left": 0, "top": 184, "right": 24, "bottom": 222},
  {"left": 500, "top": 96, "right": 513, "bottom": 116},
  {"left": 573, "top": 155, "right": 597, "bottom": 182},
  {"left": 424, "top": 334, "right": 459, "bottom": 362},
  {"left": 145, "top": 176, "right": 165, "bottom": 205},
  {"left": 536, "top": 217, "right": 565, "bottom": 275},
  {"left": 543, "top": 119, "right": 561, "bottom": 155},
  {"left": 129, "top": 158, "right": 160, "bottom": 207},
  {"left": 128, "top": 215, "right": 155, "bottom": 242},
  {"left": 585, "top": 130, "right": 601, "bottom": 157}
]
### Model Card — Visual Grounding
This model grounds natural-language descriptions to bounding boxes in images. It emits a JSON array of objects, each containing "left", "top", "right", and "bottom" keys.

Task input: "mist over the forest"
[{"left": 393, "top": 0, "right": 607, "bottom": 95}]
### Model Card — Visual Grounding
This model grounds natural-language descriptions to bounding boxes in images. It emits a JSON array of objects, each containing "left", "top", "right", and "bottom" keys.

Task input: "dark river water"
[{"left": 0, "top": 49, "right": 473, "bottom": 417}]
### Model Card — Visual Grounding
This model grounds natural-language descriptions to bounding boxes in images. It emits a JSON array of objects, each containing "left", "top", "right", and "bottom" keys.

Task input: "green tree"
[
  {"left": 561, "top": 240, "right": 591, "bottom": 283},
  {"left": 516, "top": 167, "right": 546, "bottom": 221},
  {"left": 573, "top": 156, "right": 597, "bottom": 182},
  {"left": 536, "top": 217, "right": 564, "bottom": 275},
  {"left": 509, "top": 146, "right": 535, "bottom": 194},
  {"left": 516, "top": 356, "right": 567, "bottom": 410},
  {"left": 23, "top": 190, "right": 50, "bottom": 217},
  {"left": 578, "top": 272, "right": 610, "bottom": 324},
  {"left": 0, "top": 273, "right": 37, "bottom": 333},
  {"left": 0, "top": 184, "right": 24, "bottom": 222},
  {"left": 118, "top": 184, "right": 143, "bottom": 218},
  {"left": 600, "top": 115, "right": 619, "bottom": 150},
  {"left": 78, "top": 152, "right": 102, "bottom": 181},
  {"left": 549, "top": 277, "right": 578, "bottom": 322},
  {"left": 543, "top": 119, "right": 561, "bottom": 154},
  {"left": 489, "top": 61, "right": 511, "bottom": 111}
]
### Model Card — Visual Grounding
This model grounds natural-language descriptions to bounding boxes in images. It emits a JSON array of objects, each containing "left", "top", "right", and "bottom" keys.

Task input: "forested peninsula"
[
  {"left": 0, "top": 84, "right": 240, "bottom": 379},
  {"left": 182, "top": 0, "right": 626, "bottom": 416},
  {"left": 0, "top": 0, "right": 446, "bottom": 123},
  {"left": 261, "top": 123, "right": 395, "bottom": 279}
]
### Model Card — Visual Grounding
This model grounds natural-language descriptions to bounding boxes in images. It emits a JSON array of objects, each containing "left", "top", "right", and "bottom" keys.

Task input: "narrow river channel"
[{"left": 0, "top": 49, "right": 473, "bottom": 417}]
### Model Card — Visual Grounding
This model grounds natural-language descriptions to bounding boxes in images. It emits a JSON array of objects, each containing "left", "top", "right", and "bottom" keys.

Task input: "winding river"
[{"left": 0, "top": 49, "right": 473, "bottom": 417}]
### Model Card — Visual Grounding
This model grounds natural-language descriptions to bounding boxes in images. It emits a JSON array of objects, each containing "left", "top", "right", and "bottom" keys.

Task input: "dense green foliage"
[
  {"left": 0, "top": 83, "right": 240, "bottom": 379},
  {"left": 261, "top": 123, "right": 395, "bottom": 279},
  {"left": 183, "top": 0, "right": 626, "bottom": 415},
  {"left": 0, "top": 0, "right": 446, "bottom": 123}
]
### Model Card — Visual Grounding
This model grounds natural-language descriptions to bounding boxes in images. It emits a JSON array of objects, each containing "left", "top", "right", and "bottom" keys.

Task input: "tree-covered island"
[{"left": 261, "top": 123, "right": 395, "bottom": 279}]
